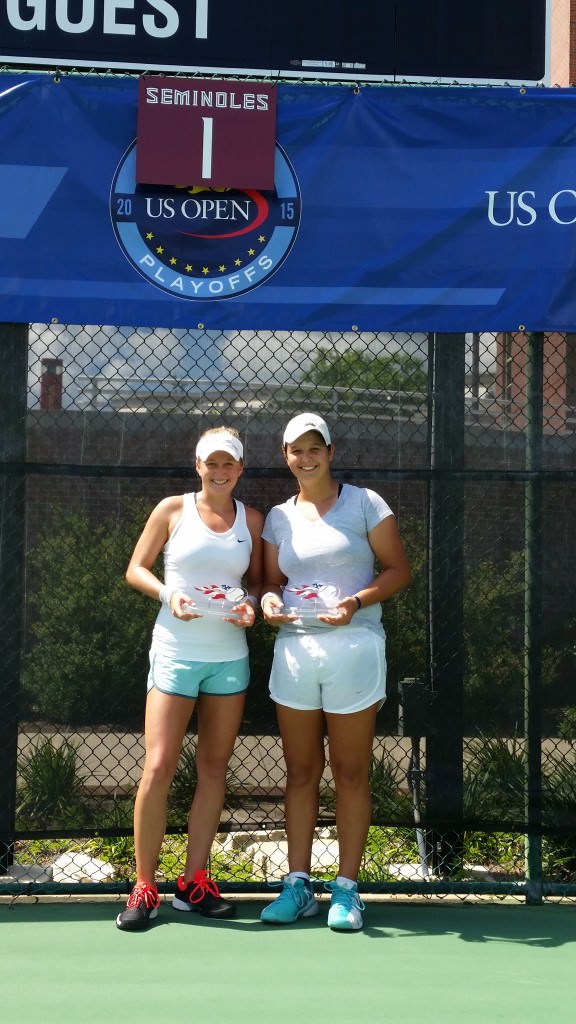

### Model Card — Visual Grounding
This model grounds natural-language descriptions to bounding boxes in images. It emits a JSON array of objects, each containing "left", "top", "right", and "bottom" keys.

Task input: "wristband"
[
  {"left": 159, "top": 585, "right": 176, "bottom": 607},
  {"left": 261, "top": 591, "right": 279, "bottom": 609},
  {"left": 245, "top": 595, "right": 257, "bottom": 608},
  {"left": 353, "top": 594, "right": 362, "bottom": 610}
]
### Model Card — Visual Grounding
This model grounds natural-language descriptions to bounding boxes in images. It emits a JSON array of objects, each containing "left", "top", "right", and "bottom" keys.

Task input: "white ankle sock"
[{"left": 336, "top": 875, "right": 357, "bottom": 889}]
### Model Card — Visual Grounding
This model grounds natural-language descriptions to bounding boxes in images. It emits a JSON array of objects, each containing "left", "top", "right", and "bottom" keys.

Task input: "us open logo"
[{"left": 110, "top": 141, "right": 301, "bottom": 300}]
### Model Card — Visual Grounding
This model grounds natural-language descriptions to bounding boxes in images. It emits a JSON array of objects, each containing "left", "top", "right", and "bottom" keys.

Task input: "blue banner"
[{"left": 1, "top": 75, "right": 576, "bottom": 331}]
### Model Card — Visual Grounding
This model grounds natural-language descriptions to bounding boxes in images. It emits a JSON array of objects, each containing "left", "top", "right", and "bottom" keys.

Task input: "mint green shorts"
[{"left": 147, "top": 651, "right": 249, "bottom": 699}]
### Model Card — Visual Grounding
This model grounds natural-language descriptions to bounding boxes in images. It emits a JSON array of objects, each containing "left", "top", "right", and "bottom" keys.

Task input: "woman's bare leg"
[
  {"left": 276, "top": 704, "right": 325, "bottom": 874},
  {"left": 133, "top": 688, "right": 194, "bottom": 885},
  {"left": 325, "top": 703, "right": 379, "bottom": 880},
  {"left": 183, "top": 691, "right": 245, "bottom": 879}
]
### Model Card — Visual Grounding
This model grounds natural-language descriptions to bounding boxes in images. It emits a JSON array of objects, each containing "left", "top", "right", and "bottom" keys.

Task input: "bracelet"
[
  {"left": 261, "top": 591, "right": 279, "bottom": 609},
  {"left": 159, "top": 584, "right": 176, "bottom": 606},
  {"left": 353, "top": 594, "right": 362, "bottom": 610}
]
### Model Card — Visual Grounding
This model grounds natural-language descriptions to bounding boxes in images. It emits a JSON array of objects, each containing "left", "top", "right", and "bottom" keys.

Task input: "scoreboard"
[{"left": 0, "top": 0, "right": 547, "bottom": 83}]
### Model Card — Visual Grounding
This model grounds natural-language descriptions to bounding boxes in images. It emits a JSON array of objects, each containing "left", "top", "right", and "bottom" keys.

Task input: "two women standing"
[{"left": 117, "top": 413, "right": 410, "bottom": 933}]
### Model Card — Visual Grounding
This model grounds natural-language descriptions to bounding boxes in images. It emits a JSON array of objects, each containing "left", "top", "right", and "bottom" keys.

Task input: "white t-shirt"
[
  {"left": 262, "top": 482, "right": 393, "bottom": 637},
  {"left": 152, "top": 492, "right": 252, "bottom": 661}
]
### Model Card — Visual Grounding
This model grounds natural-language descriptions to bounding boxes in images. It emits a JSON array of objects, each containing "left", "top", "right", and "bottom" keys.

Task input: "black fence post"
[
  {"left": 524, "top": 331, "right": 544, "bottom": 905},
  {"left": 426, "top": 333, "right": 466, "bottom": 875},
  {"left": 0, "top": 323, "right": 27, "bottom": 873}
]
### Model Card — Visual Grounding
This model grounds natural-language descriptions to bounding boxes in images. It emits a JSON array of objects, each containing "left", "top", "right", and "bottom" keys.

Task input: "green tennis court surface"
[{"left": 2, "top": 898, "right": 574, "bottom": 1024}]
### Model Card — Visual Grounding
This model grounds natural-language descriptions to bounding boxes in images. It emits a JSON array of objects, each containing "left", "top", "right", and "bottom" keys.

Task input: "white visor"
[{"left": 196, "top": 433, "right": 244, "bottom": 462}]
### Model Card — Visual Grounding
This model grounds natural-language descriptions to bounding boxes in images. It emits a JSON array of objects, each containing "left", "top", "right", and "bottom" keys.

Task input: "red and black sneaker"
[
  {"left": 172, "top": 870, "right": 235, "bottom": 919},
  {"left": 116, "top": 882, "right": 160, "bottom": 931}
]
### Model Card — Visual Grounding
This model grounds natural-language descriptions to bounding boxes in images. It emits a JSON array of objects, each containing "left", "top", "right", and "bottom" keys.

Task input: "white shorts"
[{"left": 269, "top": 627, "right": 386, "bottom": 715}]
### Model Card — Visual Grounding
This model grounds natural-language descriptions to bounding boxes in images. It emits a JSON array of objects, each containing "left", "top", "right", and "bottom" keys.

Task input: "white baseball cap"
[
  {"left": 196, "top": 432, "right": 244, "bottom": 462},
  {"left": 283, "top": 412, "right": 331, "bottom": 446}
]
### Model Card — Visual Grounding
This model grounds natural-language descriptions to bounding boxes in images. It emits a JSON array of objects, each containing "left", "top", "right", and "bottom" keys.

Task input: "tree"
[
  {"left": 22, "top": 504, "right": 156, "bottom": 727},
  {"left": 301, "top": 346, "right": 427, "bottom": 392}
]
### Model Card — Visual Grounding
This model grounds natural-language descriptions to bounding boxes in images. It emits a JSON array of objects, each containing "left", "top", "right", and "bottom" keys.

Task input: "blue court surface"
[{"left": 1, "top": 896, "right": 574, "bottom": 1024}]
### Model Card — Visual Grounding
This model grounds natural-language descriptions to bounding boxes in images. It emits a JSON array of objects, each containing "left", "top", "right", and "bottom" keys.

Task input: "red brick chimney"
[{"left": 40, "top": 357, "right": 63, "bottom": 410}]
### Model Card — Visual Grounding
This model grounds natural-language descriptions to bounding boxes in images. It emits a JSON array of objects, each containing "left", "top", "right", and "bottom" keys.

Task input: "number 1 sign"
[{"left": 136, "top": 77, "right": 277, "bottom": 190}]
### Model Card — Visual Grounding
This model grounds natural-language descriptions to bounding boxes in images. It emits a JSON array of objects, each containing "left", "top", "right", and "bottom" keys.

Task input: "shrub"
[
  {"left": 370, "top": 754, "right": 413, "bottom": 823},
  {"left": 463, "top": 736, "right": 526, "bottom": 823},
  {"left": 17, "top": 739, "right": 88, "bottom": 829},
  {"left": 558, "top": 706, "right": 576, "bottom": 741}
]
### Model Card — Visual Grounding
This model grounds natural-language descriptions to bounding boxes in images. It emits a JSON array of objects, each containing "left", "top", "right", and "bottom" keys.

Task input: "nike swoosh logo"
[{"left": 237, "top": 538, "right": 247, "bottom": 543}]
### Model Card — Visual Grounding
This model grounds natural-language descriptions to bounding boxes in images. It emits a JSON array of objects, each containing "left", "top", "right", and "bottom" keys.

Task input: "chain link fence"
[{"left": 1, "top": 323, "right": 575, "bottom": 902}]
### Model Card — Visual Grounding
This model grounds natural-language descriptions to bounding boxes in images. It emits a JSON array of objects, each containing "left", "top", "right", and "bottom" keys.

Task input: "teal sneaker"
[
  {"left": 260, "top": 874, "right": 319, "bottom": 924},
  {"left": 325, "top": 880, "right": 365, "bottom": 931}
]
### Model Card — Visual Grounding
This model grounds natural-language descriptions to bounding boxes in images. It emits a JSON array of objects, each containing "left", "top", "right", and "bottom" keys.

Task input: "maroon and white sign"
[{"left": 136, "top": 77, "right": 277, "bottom": 189}]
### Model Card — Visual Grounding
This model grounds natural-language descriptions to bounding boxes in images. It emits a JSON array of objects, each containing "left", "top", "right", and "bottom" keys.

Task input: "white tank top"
[{"left": 151, "top": 492, "right": 252, "bottom": 662}]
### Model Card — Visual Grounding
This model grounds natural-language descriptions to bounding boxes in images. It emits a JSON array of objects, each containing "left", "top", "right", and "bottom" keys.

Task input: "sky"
[{"left": 28, "top": 323, "right": 496, "bottom": 409}]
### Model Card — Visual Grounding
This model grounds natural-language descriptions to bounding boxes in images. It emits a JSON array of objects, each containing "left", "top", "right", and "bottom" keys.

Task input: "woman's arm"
[
  {"left": 260, "top": 539, "right": 294, "bottom": 623},
  {"left": 227, "top": 505, "right": 265, "bottom": 628},
  {"left": 125, "top": 496, "right": 182, "bottom": 596},
  {"left": 350, "top": 516, "right": 411, "bottom": 611},
  {"left": 125, "top": 495, "right": 198, "bottom": 621},
  {"left": 322, "top": 516, "right": 411, "bottom": 625},
  {"left": 244, "top": 506, "right": 264, "bottom": 605}
]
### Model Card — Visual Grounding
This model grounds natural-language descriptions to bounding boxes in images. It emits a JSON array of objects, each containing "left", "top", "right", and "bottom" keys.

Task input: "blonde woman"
[{"left": 116, "top": 427, "right": 263, "bottom": 930}]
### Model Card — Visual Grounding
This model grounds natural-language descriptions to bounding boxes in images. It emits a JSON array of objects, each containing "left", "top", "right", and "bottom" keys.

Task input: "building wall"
[{"left": 550, "top": 0, "right": 575, "bottom": 85}]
